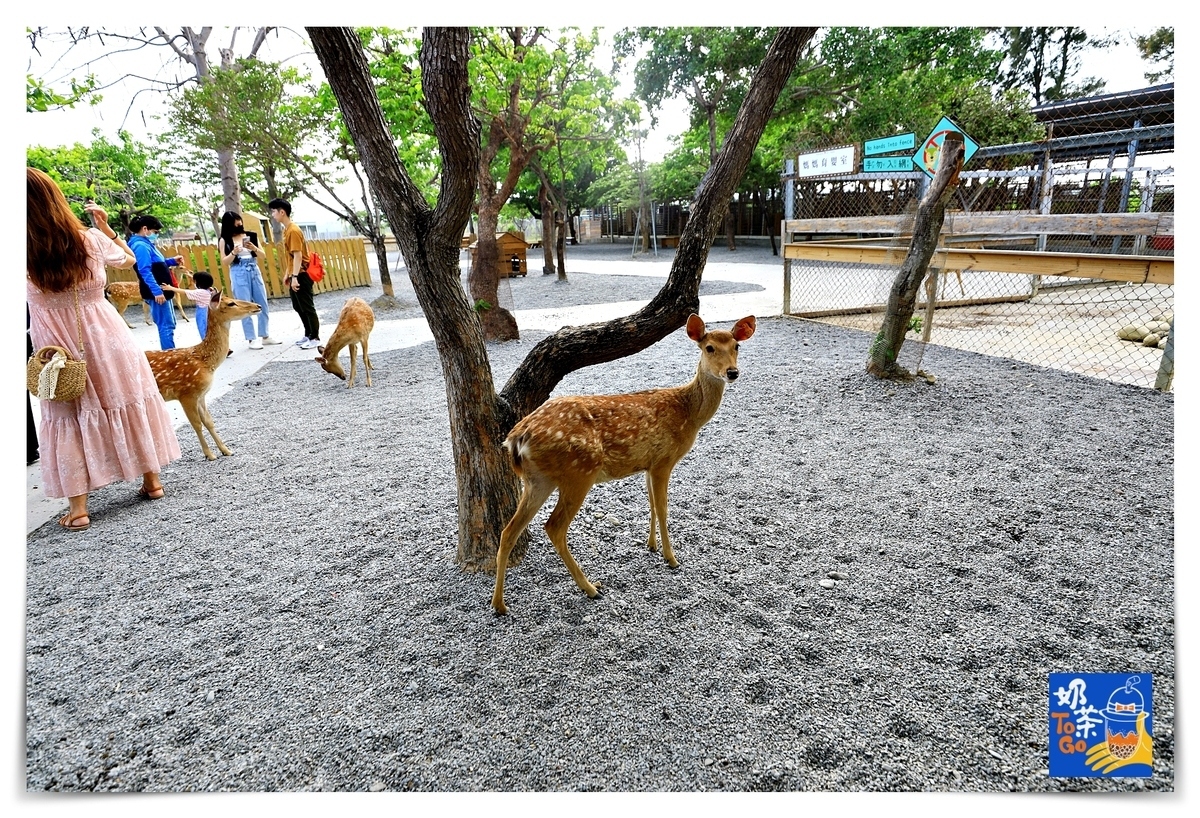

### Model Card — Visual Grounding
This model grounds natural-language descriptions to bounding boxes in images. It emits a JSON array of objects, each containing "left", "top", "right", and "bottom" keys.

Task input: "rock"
[
  {"left": 369, "top": 780, "right": 388, "bottom": 792},
  {"left": 827, "top": 571, "right": 849, "bottom": 580},
  {"left": 1158, "top": 337, "right": 1168, "bottom": 350},
  {"left": 1148, "top": 321, "right": 1171, "bottom": 335},
  {"left": 1143, "top": 333, "right": 1161, "bottom": 347},
  {"left": 819, "top": 579, "right": 837, "bottom": 590},
  {"left": 1118, "top": 325, "right": 1143, "bottom": 341}
]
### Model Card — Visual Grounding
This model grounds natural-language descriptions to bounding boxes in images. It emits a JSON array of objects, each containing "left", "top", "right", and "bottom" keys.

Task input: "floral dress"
[{"left": 27, "top": 228, "right": 181, "bottom": 498}]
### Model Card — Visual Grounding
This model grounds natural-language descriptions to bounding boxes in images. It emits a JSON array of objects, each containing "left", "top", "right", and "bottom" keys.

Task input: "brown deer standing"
[
  {"left": 315, "top": 297, "right": 375, "bottom": 388},
  {"left": 491, "top": 314, "right": 757, "bottom": 614},
  {"left": 105, "top": 270, "right": 193, "bottom": 329},
  {"left": 145, "top": 291, "right": 261, "bottom": 460}
]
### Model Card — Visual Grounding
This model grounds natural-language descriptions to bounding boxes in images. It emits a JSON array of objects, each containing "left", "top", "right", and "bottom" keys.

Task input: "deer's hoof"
[
  {"left": 586, "top": 582, "right": 605, "bottom": 599},
  {"left": 666, "top": 557, "right": 680, "bottom": 569},
  {"left": 204, "top": 453, "right": 218, "bottom": 461},
  {"left": 492, "top": 600, "right": 508, "bottom": 616}
]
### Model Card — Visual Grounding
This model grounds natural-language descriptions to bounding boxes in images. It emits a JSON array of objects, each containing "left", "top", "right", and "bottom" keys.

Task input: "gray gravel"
[{"left": 26, "top": 271, "right": 1174, "bottom": 792}]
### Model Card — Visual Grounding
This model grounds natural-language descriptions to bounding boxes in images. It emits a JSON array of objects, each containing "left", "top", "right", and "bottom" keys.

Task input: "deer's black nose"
[{"left": 726, "top": 368, "right": 739, "bottom": 381}]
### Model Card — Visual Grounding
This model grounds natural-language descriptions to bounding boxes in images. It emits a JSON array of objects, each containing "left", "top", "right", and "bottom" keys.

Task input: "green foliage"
[
  {"left": 1135, "top": 28, "right": 1173, "bottom": 83},
  {"left": 996, "top": 27, "right": 1104, "bottom": 104},
  {"left": 26, "top": 73, "right": 100, "bottom": 112},
  {"left": 27, "top": 130, "right": 191, "bottom": 232},
  {"left": 908, "top": 315, "right": 922, "bottom": 335},
  {"left": 474, "top": 299, "right": 492, "bottom": 312}
]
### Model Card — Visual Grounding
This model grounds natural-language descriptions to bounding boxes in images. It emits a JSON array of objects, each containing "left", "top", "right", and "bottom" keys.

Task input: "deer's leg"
[
  {"left": 198, "top": 396, "right": 233, "bottom": 457},
  {"left": 362, "top": 339, "right": 373, "bottom": 387},
  {"left": 492, "top": 476, "right": 554, "bottom": 615},
  {"left": 141, "top": 301, "right": 152, "bottom": 325},
  {"left": 347, "top": 343, "right": 358, "bottom": 389},
  {"left": 645, "top": 472, "right": 660, "bottom": 554},
  {"left": 175, "top": 291, "right": 189, "bottom": 322},
  {"left": 179, "top": 399, "right": 217, "bottom": 461},
  {"left": 648, "top": 464, "right": 679, "bottom": 568},
  {"left": 544, "top": 479, "right": 602, "bottom": 598}
]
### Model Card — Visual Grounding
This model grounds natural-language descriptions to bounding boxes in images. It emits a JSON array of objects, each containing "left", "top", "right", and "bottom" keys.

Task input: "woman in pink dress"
[{"left": 26, "top": 167, "right": 181, "bottom": 532}]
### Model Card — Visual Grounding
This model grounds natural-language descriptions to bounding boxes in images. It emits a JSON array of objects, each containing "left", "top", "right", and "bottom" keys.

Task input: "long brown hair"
[{"left": 27, "top": 167, "right": 92, "bottom": 293}]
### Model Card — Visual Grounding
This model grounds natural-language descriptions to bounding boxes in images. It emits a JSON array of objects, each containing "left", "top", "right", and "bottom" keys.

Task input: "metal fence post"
[{"left": 782, "top": 159, "right": 794, "bottom": 315}]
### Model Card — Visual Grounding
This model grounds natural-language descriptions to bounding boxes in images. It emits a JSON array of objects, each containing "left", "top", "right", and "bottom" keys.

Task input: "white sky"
[{"left": 21, "top": 22, "right": 1167, "bottom": 164}]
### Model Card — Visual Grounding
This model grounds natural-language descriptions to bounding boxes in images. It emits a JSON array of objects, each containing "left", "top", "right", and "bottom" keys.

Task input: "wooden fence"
[{"left": 106, "top": 237, "right": 372, "bottom": 298}]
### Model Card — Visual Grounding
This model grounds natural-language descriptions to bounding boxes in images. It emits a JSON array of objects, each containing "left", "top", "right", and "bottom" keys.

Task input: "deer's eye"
[{"left": 706, "top": 345, "right": 714, "bottom": 353}]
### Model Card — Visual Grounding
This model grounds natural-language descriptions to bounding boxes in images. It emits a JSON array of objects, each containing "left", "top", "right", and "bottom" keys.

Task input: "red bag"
[{"left": 306, "top": 252, "right": 326, "bottom": 283}]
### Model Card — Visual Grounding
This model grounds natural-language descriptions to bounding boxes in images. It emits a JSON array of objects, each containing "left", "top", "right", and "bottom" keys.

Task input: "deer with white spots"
[
  {"left": 315, "top": 297, "right": 375, "bottom": 387},
  {"left": 145, "top": 291, "right": 261, "bottom": 461},
  {"left": 491, "top": 314, "right": 757, "bottom": 614},
  {"left": 105, "top": 270, "right": 193, "bottom": 329}
]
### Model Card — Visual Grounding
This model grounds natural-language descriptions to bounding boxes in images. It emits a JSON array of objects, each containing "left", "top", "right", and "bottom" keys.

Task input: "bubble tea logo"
[{"left": 1048, "top": 673, "right": 1153, "bottom": 777}]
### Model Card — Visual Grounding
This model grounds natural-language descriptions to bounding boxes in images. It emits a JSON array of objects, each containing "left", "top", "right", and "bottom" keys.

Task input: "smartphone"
[{"left": 84, "top": 197, "right": 97, "bottom": 227}]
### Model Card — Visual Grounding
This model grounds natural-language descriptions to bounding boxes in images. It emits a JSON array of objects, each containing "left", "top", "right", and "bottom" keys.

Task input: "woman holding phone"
[{"left": 219, "top": 211, "right": 279, "bottom": 350}]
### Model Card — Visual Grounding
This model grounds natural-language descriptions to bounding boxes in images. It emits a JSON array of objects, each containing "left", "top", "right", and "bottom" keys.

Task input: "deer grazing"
[
  {"left": 315, "top": 297, "right": 375, "bottom": 388},
  {"left": 145, "top": 291, "right": 261, "bottom": 460},
  {"left": 105, "top": 270, "right": 193, "bottom": 329},
  {"left": 491, "top": 313, "right": 757, "bottom": 614}
]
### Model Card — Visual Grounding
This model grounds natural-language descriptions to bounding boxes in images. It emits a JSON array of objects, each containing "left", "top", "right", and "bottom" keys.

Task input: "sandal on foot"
[
  {"left": 138, "top": 486, "right": 166, "bottom": 500},
  {"left": 58, "top": 513, "right": 90, "bottom": 532}
]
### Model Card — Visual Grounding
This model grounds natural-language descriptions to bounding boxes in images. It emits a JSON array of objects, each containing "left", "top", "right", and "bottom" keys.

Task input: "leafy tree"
[
  {"left": 616, "top": 27, "right": 777, "bottom": 249},
  {"left": 26, "top": 73, "right": 100, "bottom": 112},
  {"left": 308, "top": 25, "right": 816, "bottom": 571},
  {"left": 27, "top": 27, "right": 279, "bottom": 213},
  {"left": 1135, "top": 27, "right": 1173, "bottom": 84},
  {"left": 996, "top": 27, "right": 1104, "bottom": 104},
  {"left": 27, "top": 130, "right": 191, "bottom": 234}
]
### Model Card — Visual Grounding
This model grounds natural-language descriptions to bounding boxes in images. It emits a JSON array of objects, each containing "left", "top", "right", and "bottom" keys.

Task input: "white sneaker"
[
  {"left": 295, "top": 337, "right": 309, "bottom": 346},
  {"left": 300, "top": 338, "right": 320, "bottom": 350},
  {"left": 249, "top": 338, "right": 263, "bottom": 350},
  {"left": 261, "top": 336, "right": 281, "bottom": 346}
]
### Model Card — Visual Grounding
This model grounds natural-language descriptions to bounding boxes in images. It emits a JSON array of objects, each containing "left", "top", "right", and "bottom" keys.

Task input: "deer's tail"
[{"left": 502, "top": 433, "right": 527, "bottom": 477}]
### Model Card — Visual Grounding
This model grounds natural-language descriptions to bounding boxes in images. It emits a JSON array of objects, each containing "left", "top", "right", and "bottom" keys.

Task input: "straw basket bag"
[{"left": 27, "top": 287, "right": 88, "bottom": 403}]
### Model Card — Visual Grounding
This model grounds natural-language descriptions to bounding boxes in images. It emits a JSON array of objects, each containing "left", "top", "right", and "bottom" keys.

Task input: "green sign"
[
  {"left": 864, "top": 133, "right": 915, "bottom": 156},
  {"left": 863, "top": 156, "right": 915, "bottom": 173},
  {"left": 912, "top": 116, "right": 979, "bottom": 178}
]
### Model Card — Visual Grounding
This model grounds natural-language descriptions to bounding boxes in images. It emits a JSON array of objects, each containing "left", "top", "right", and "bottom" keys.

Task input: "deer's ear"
[
  {"left": 210, "top": 290, "right": 222, "bottom": 306},
  {"left": 732, "top": 315, "right": 756, "bottom": 341},
  {"left": 686, "top": 314, "right": 706, "bottom": 341},
  {"left": 315, "top": 356, "right": 325, "bottom": 364}
]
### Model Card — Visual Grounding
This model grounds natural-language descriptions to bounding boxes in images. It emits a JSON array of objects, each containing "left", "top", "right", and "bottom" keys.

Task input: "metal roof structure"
[{"left": 974, "top": 83, "right": 1174, "bottom": 163}]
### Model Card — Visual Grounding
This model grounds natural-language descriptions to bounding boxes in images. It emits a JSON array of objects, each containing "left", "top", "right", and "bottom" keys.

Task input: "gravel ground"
[{"left": 26, "top": 267, "right": 1174, "bottom": 792}]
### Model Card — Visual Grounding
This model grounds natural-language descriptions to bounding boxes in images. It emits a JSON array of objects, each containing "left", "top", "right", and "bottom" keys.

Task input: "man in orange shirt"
[{"left": 268, "top": 198, "right": 320, "bottom": 349}]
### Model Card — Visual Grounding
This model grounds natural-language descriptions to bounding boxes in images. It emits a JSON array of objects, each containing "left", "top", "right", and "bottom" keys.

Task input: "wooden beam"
[
  {"left": 784, "top": 211, "right": 1173, "bottom": 237},
  {"left": 782, "top": 243, "right": 1174, "bottom": 285}
]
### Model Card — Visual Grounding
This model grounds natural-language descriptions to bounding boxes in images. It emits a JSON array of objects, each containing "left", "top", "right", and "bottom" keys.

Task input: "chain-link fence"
[
  {"left": 781, "top": 84, "right": 1175, "bottom": 390},
  {"left": 782, "top": 162, "right": 1174, "bottom": 390}
]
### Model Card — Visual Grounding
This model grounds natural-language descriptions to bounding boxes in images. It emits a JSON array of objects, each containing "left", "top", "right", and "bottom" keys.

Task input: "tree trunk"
[
  {"left": 555, "top": 208, "right": 567, "bottom": 280},
  {"left": 471, "top": 205, "right": 519, "bottom": 340},
  {"left": 312, "top": 25, "right": 816, "bottom": 571},
  {"left": 309, "top": 26, "right": 526, "bottom": 570},
  {"left": 725, "top": 199, "right": 737, "bottom": 250},
  {"left": 370, "top": 237, "right": 392, "bottom": 296},
  {"left": 539, "top": 182, "right": 555, "bottom": 274},
  {"left": 866, "top": 133, "right": 965, "bottom": 380}
]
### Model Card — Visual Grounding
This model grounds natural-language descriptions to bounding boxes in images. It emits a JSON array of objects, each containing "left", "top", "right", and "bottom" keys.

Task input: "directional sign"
[
  {"left": 912, "top": 116, "right": 979, "bottom": 178},
  {"left": 795, "top": 145, "right": 857, "bottom": 177},
  {"left": 863, "top": 156, "right": 915, "bottom": 173},
  {"left": 864, "top": 132, "right": 915, "bottom": 156}
]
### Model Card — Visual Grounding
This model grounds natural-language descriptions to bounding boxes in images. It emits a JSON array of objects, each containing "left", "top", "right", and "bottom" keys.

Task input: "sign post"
[{"left": 912, "top": 116, "right": 978, "bottom": 178}]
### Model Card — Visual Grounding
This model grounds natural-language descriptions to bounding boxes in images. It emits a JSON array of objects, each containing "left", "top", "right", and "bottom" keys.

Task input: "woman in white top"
[{"left": 219, "top": 211, "right": 279, "bottom": 350}]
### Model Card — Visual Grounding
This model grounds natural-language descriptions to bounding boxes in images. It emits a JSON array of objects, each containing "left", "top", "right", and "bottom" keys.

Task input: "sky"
[{"left": 22, "top": 24, "right": 1165, "bottom": 164}]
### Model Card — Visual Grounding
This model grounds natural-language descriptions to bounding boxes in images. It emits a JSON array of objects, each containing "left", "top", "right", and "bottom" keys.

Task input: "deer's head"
[
  {"left": 315, "top": 345, "right": 346, "bottom": 380},
  {"left": 687, "top": 314, "right": 756, "bottom": 383},
  {"left": 208, "top": 290, "right": 262, "bottom": 322}
]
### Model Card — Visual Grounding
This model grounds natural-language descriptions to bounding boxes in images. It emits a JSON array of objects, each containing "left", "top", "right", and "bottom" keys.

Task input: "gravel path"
[{"left": 26, "top": 267, "right": 1174, "bottom": 792}]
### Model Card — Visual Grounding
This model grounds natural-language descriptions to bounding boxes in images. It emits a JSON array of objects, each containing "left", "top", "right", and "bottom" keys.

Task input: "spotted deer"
[
  {"left": 491, "top": 314, "right": 757, "bottom": 614},
  {"left": 145, "top": 291, "right": 261, "bottom": 460},
  {"left": 105, "top": 270, "right": 193, "bottom": 329},
  {"left": 315, "top": 297, "right": 375, "bottom": 388}
]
